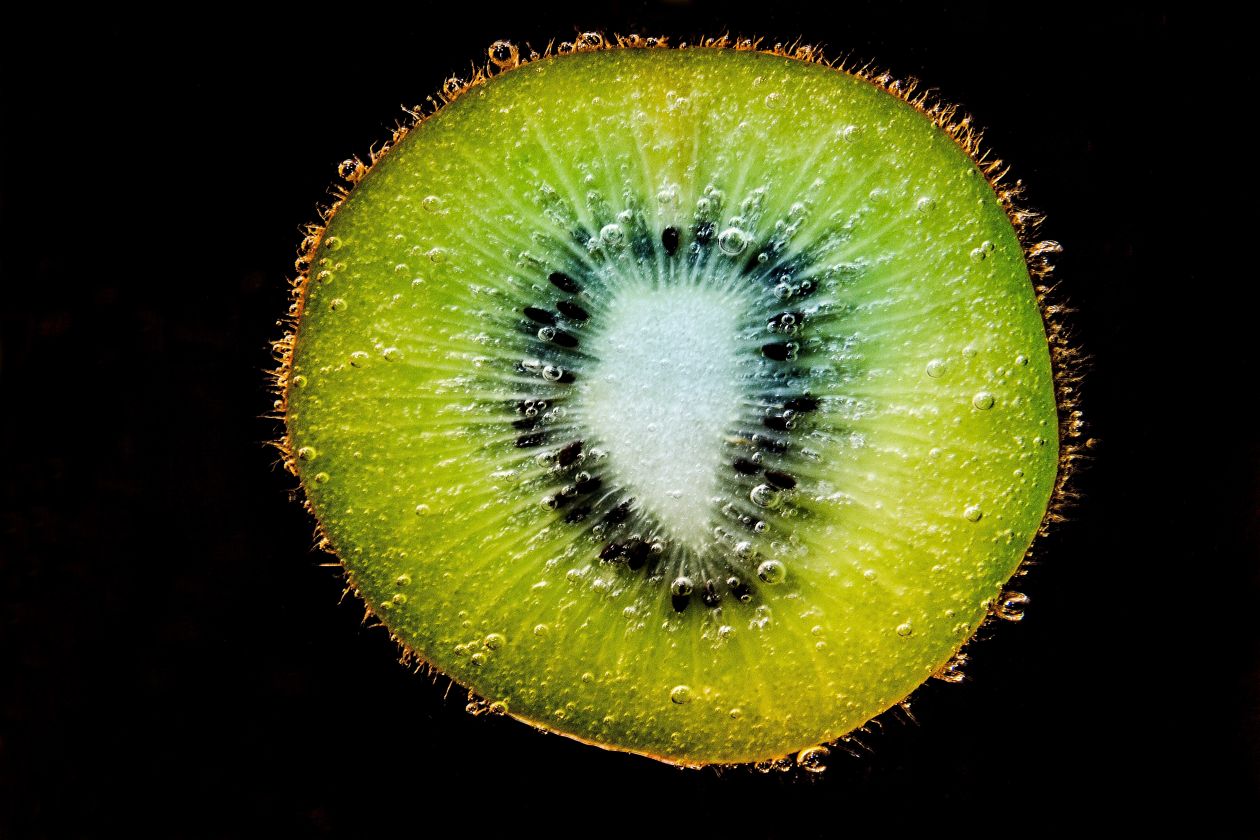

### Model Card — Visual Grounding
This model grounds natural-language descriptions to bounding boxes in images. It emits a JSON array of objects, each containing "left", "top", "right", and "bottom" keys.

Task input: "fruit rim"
[{"left": 267, "top": 32, "right": 1088, "bottom": 771}]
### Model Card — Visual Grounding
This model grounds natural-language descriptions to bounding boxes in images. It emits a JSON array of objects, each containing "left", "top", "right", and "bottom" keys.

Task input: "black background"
[{"left": 3, "top": 4, "right": 1255, "bottom": 836}]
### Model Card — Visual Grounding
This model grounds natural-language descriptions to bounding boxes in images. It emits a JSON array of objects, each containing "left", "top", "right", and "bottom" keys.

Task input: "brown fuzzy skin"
[{"left": 266, "top": 32, "right": 1087, "bottom": 771}]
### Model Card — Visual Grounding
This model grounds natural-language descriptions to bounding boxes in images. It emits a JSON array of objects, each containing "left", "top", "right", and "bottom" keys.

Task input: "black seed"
[
  {"left": 574, "top": 475, "right": 601, "bottom": 495},
  {"left": 661, "top": 226, "right": 680, "bottom": 255},
  {"left": 557, "top": 300, "right": 589, "bottom": 321},
  {"left": 672, "top": 594, "right": 690, "bottom": 613},
  {"left": 605, "top": 499, "right": 633, "bottom": 524},
  {"left": 564, "top": 506, "right": 590, "bottom": 524},
  {"left": 701, "top": 581, "right": 720, "bottom": 608},
  {"left": 763, "top": 415, "right": 791, "bottom": 432},
  {"left": 548, "top": 271, "right": 580, "bottom": 294},
  {"left": 733, "top": 458, "right": 759, "bottom": 475},
  {"left": 557, "top": 440, "right": 583, "bottom": 467},
  {"left": 515, "top": 432, "right": 546, "bottom": 448},
  {"left": 600, "top": 542, "right": 623, "bottom": 562},
  {"left": 762, "top": 342, "right": 793, "bottom": 361},
  {"left": 764, "top": 469, "right": 797, "bottom": 490},
  {"left": 549, "top": 330, "right": 578, "bottom": 348},
  {"left": 694, "top": 222, "right": 715, "bottom": 243},
  {"left": 512, "top": 416, "right": 539, "bottom": 431},
  {"left": 728, "top": 577, "right": 752, "bottom": 602},
  {"left": 558, "top": 370, "right": 576, "bottom": 384},
  {"left": 523, "top": 306, "right": 556, "bottom": 325},
  {"left": 624, "top": 539, "right": 648, "bottom": 570},
  {"left": 784, "top": 395, "right": 820, "bottom": 413}
]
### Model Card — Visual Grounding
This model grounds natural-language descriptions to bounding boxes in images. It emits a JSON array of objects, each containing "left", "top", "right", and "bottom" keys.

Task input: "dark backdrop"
[{"left": 3, "top": 4, "right": 1254, "bottom": 836}]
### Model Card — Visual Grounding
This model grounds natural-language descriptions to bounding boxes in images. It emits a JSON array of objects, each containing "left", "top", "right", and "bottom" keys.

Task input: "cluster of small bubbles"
[
  {"left": 797, "top": 746, "right": 829, "bottom": 773},
  {"left": 768, "top": 312, "right": 798, "bottom": 334},
  {"left": 296, "top": 446, "right": 317, "bottom": 461},
  {"left": 750, "top": 484, "right": 781, "bottom": 509},
  {"left": 349, "top": 351, "right": 369, "bottom": 367},
  {"left": 483, "top": 632, "right": 506, "bottom": 650},
  {"left": 656, "top": 184, "right": 679, "bottom": 205},
  {"left": 972, "top": 391, "right": 995, "bottom": 410},
  {"left": 669, "top": 685, "right": 693, "bottom": 705},
  {"left": 916, "top": 196, "right": 937, "bottom": 213},
  {"left": 541, "top": 365, "right": 563, "bottom": 382},
  {"left": 532, "top": 623, "right": 549, "bottom": 637},
  {"left": 756, "top": 559, "right": 786, "bottom": 585},
  {"left": 751, "top": 604, "right": 772, "bottom": 630},
  {"left": 896, "top": 622, "right": 914, "bottom": 637},
  {"left": 995, "top": 591, "right": 1030, "bottom": 621},
  {"left": 329, "top": 297, "right": 347, "bottom": 311},
  {"left": 382, "top": 347, "right": 401, "bottom": 362},
  {"left": 488, "top": 39, "right": 519, "bottom": 67},
  {"left": 963, "top": 504, "right": 984, "bottom": 522},
  {"left": 313, "top": 471, "right": 330, "bottom": 484},
  {"left": 926, "top": 358, "right": 947, "bottom": 378},
  {"left": 764, "top": 91, "right": 783, "bottom": 109},
  {"left": 394, "top": 573, "right": 411, "bottom": 587},
  {"left": 969, "top": 240, "right": 996, "bottom": 262},
  {"left": 670, "top": 577, "right": 694, "bottom": 597}
]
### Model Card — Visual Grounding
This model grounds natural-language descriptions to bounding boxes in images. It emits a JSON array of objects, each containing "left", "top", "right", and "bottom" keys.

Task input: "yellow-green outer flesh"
[{"left": 287, "top": 48, "right": 1059, "bottom": 764}]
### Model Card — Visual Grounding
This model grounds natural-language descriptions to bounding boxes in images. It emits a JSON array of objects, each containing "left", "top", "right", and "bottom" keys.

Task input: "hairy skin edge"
[{"left": 265, "top": 32, "right": 1089, "bottom": 770}]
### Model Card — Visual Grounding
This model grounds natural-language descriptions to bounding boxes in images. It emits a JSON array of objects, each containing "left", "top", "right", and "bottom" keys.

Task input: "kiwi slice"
[{"left": 276, "top": 37, "right": 1074, "bottom": 767}]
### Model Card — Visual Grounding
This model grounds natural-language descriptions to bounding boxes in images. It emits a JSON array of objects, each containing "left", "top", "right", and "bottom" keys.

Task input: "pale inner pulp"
[{"left": 581, "top": 282, "right": 747, "bottom": 552}]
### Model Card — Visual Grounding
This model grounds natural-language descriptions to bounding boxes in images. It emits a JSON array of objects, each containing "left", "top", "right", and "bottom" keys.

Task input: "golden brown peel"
[{"left": 270, "top": 34, "right": 1083, "bottom": 768}]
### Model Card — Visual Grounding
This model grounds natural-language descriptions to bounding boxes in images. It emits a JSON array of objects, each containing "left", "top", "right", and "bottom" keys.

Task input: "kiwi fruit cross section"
[{"left": 281, "top": 42, "right": 1063, "bottom": 766}]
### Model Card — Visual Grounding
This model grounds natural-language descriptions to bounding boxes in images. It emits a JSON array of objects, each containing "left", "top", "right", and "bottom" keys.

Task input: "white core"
[{"left": 581, "top": 283, "right": 745, "bottom": 551}]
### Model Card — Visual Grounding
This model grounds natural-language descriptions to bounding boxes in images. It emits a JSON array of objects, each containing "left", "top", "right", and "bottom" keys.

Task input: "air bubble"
[
  {"left": 292, "top": 375, "right": 308, "bottom": 388},
  {"left": 717, "top": 227, "right": 750, "bottom": 256},
  {"left": 382, "top": 347, "right": 401, "bottom": 361},
  {"left": 797, "top": 746, "right": 829, "bottom": 773},
  {"left": 323, "top": 236, "right": 343, "bottom": 251},
  {"left": 349, "top": 351, "right": 369, "bottom": 367},
  {"left": 863, "top": 568, "right": 877, "bottom": 581},
  {"left": 394, "top": 573, "right": 411, "bottom": 587},
  {"left": 995, "top": 591, "right": 1030, "bottom": 621},
  {"left": 427, "top": 247, "right": 447, "bottom": 263},
  {"left": 963, "top": 505, "right": 984, "bottom": 522},
  {"left": 670, "top": 577, "right": 694, "bottom": 597},
  {"left": 421, "top": 194, "right": 443, "bottom": 212},
  {"left": 764, "top": 92, "right": 783, "bottom": 109},
  {"left": 329, "top": 298, "right": 347, "bottom": 311},
  {"left": 537, "top": 326, "right": 556, "bottom": 341},
  {"left": 469, "top": 652, "right": 486, "bottom": 667},
  {"left": 925, "top": 358, "right": 947, "bottom": 378},
  {"left": 756, "top": 559, "right": 786, "bottom": 585},
  {"left": 391, "top": 593, "right": 407, "bottom": 605},
  {"left": 533, "top": 623, "right": 549, "bottom": 637},
  {"left": 312, "top": 472, "right": 330, "bottom": 484},
  {"left": 896, "top": 622, "right": 914, "bottom": 637},
  {"left": 541, "top": 365, "right": 563, "bottom": 382},
  {"left": 1016, "top": 354, "right": 1029, "bottom": 366},
  {"left": 488, "top": 39, "right": 519, "bottom": 67},
  {"left": 670, "top": 685, "right": 693, "bottom": 705},
  {"left": 483, "top": 632, "right": 506, "bottom": 650},
  {"left": 749, "top": 484, "right": 781, "bottom": 509},
  {"left": 972, "top": 391, "right": 995, "bottom": 410},
  {"left": 599, "top": 223, "right": 625, "bottom": 247},
  {"left": 296, "top": 446, "right": 317, "bottom": 461},
  {"left": 969, "top": 240, "right": 995, "bottom": 262},
  {"left": 916, "top": 196, "right": 937, "bottom": 213},
  {"left": 488, "top": 700, "right": 509, "bottom": 715}
]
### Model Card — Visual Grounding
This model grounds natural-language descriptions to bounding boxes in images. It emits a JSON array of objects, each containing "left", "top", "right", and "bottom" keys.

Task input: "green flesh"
[{"left": 286, "top": 47, "right": 1059, "bottom": 765}]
